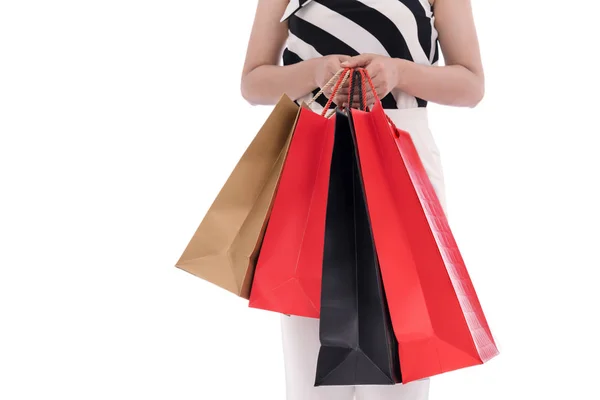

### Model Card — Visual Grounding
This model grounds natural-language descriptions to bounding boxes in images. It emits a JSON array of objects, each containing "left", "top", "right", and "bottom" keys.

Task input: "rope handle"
[
  {"left": 357, "top": 68, "right": 379, "bottom": 100},
  {"left": 307, "top": 68, "right": 350, "bottom": 108},
  {"left": 357, "top": 68, "right": 402, "bottom": 138},
  {"left": 306, "top": 67, "right": 391, "bottom": 118},
  {"left": 321, "top": 68, "right": 352, "bottom": 116},
  {"left": 348, "top": 69, "right": 368, "bottom": 111}
]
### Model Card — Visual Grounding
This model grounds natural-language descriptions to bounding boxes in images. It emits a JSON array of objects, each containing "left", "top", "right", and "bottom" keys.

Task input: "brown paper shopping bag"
[{"left": 175, "top": 94, "right": 300, "bottom": 298}]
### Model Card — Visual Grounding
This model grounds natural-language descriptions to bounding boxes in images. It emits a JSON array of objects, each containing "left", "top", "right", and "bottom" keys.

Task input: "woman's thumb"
[{"left": 341, "top": 54, "right": 367, "bottom": 67}]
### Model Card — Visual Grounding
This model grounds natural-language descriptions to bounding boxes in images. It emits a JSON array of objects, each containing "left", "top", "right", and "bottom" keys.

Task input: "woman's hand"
[
  {"left": 241, "top": 0, "right": 336, "bottom": 106},
  {"left": 314, "top": 54, "right": 352, "bottom": 101},
  {"left": 334, "top": 0, "right": 485, "bottom": 108},
  {"left": 336, "top": 54, "right": 402, "bottom": 107}
]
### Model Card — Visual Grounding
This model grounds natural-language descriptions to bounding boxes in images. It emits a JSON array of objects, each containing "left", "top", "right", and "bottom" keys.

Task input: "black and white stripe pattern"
[
  {"left": 281, "top": 0, "right": 439, "bottom": 110},
  {"left": 281, "top": 0, "right": 315, "bottom": 22}
]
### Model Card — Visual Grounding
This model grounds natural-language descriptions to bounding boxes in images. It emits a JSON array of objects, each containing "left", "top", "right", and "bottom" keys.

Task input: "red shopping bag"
[
  {"left": 248, "top": 71, "right": 351, "bottom": 318},
  {"left": 351, "top": 70, "right": 498, "bottom": 382}
]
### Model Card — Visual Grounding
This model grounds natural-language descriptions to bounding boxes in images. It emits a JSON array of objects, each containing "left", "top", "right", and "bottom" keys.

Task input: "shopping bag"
[
  {"left": 175, "top": 94, "right": 299, "bottom": 298},
  {"left": 315, "top": 95, "right": 400, "bottom": 386},
  {"left": 352, "top": 70, "right": 498, "bottom": 382},
  {"left": 248, "top": 70, "right": 351, "bottom": 318}
]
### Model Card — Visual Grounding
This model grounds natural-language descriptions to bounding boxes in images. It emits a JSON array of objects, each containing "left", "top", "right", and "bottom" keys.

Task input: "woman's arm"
[
  {"left": 397, "top": 0, "right": 484, "bottom": 107},
  {"left": 341, "top": 0, "right": 484, "bottom": 108},
  {"left": 240, "top": 0, "right": 316, "bottom": 105},
  {"left": 241, "top": 0, "right": 349, "bottom": 105}
]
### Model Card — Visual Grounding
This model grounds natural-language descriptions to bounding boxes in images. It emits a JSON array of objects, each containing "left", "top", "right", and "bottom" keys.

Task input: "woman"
[{"left": 241, "top": 0, "right": 483, "bottom": 399}]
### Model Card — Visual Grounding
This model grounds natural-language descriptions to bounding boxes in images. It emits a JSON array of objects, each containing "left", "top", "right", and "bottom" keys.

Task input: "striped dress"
[{"left": 281, "top": 0, "right": 439, "bottom": 111}]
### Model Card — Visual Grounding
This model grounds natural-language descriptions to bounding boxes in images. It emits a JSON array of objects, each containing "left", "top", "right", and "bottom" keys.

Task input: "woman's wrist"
[
  {"left": 389, "top": 57, "right": 484, "bottom": 107},
  {"left": 308, "top": 58, "right": 323, "bottom": 88},
  {"left": 392, "top": 58, "right": 412, "bottom": 91}
]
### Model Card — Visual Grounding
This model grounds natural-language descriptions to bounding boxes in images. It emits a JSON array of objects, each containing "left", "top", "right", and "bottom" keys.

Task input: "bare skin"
[{"left": 241, "top": 0, "right": 484, "bottom": 108}]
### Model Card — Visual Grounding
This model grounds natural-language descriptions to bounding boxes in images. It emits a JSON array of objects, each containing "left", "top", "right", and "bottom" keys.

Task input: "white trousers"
[{"left": 281, "top": 107, "right": 447, "bottom": 400}]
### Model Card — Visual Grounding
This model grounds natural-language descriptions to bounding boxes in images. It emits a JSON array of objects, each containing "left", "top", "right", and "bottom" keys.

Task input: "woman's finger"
[
  {"left": 340, "top": 54, "right": 376, "bottom": 69},
  {"left": 361, "top": 83, "right": 383, "bottom": 99},
  {"left": 332, "top": 87, "right": 379, "bottom": 108},
  {"left": 345, "top": 94, "right": 375, "bottom": 109},
  {"left": 370, "top": 86, "right": 383, "bottom": 98},
  {"left": 333, "top": 95, "right": 347, "bottom": 107},
  {"left": 336, "top": 84, "right": 375, "bottom": 96},
  {"left": 337, "top": 76, "right": 380, "bottom": 93},
  {"left": 363, "top": 67, "right": 379, "bottom": 80}
]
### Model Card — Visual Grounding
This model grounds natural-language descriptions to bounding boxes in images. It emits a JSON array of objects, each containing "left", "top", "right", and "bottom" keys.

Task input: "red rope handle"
[
  {"left": 358, "top": 68, "right": 401, "bottom": 137},
  {"left": 321, "top": 68, "right": 351, "bottom": 116},
  {"left": 347, "top": 69, "right": 354, "bottom": 108},
  {"left": 358, "top": 68, "right": 378, "bottom": 100}
]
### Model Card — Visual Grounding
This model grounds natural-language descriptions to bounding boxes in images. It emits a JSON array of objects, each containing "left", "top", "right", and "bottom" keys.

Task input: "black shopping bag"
[{"left": 315, "top": 71, "right": 400, "bottom": 386}]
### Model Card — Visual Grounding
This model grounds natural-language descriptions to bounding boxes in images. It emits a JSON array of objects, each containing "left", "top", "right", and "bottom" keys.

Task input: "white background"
[{"left": 1, "top": 1, "right": 599, "bottom": 399}]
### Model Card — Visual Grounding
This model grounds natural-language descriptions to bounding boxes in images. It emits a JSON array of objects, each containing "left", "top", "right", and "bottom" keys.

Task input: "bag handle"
[
  {"left": 305, "top": 68, "right": 369, "bottom": 117},
  {"left": 306, "top": 68, "right": 351, "bottom": 110},
  {"left": 357, "top": 68, "right": 403, "bottom": 138},
  {"left": 348, "top": 69, "right": 368, "bottom": 111},
  {"left": 320, "top": 68, "right": 352, "bottom": 117}
]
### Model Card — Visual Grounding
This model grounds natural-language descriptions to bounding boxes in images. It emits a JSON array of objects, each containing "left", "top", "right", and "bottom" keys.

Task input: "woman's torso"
[{"left": 282, "top": 0, "right": 439, "bottom": 111}]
